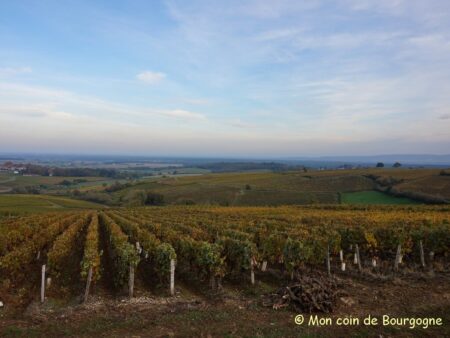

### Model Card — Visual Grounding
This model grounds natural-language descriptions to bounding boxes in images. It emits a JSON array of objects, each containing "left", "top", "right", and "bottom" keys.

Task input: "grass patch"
[{"left": 341, "top": 190, "right": 420, "bottom": 205}]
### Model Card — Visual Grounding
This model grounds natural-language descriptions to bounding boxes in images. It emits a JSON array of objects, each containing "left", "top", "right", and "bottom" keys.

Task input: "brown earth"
[{"left": 0, "top": 269, "right": 449, "bottom": 338}]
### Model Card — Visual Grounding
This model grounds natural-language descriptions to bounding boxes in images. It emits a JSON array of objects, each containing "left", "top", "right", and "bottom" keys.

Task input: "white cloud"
[
  {"left": 256, "top": 28, "right": 302, "bottom": 42},
  {"left": 160, "top": 109, "right": 205, "bottom": 120},
  {"left": 406, "top": 34, "right": 450, "bottom": 59},
  {"left": 0, "top": 82, "right": 209, "bottom": 130},
  {"left": 136, "top": 70, "right": 166, "bottom": 84},
  {"left": 184, "top": 98, "right": 211, "bottom": 105},
  {"left": 343, "top": 0, "right": 405, "bottom": 13},
  {"left": 240, "top": 0, "right": 321, "bottom": 19},
  {"left": 0, "top": 67, "right": 32, "bottom": 76},
  {"left": 2, "top": 1, "right": 450, "bottom": 155}
]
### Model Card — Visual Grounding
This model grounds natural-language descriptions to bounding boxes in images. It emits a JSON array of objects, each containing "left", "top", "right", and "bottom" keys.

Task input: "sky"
[{"left": 1, "top": 0, "right": 449, "bottom": 157}]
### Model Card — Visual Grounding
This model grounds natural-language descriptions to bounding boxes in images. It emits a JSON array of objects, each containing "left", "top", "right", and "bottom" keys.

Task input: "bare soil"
[{"left": 0, "top": 269, "right": 449, "bottom": 337}]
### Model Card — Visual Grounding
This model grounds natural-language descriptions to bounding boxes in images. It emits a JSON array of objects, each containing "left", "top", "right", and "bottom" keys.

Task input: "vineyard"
[{"left": 0, "top": 205, "right": 449, "bottom": 311}]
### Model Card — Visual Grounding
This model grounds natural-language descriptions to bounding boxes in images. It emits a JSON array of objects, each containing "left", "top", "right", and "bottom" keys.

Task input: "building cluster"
[{"left": 0, "top": 162, "right": 26, "bottom": 174}]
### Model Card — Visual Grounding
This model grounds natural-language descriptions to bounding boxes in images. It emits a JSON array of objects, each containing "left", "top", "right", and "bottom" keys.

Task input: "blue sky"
[{"left": 1, "top": 0, "right": 449, "bottom": 157}]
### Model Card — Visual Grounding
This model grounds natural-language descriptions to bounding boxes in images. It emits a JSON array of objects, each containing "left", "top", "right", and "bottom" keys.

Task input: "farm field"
[
  {"left": 112, "top": 170, "right": 376, "bottom": 205},
  {"left": 395, "top": 175, "right": 450, "bottom": 199},
  {"left": 0, "top": 194, "right": 104, "bottom": 216},
  {"left": 0, "top": 205, "right": 449, "bottom": 337},
  {"left": 110, "top": 168, "right": 450, "bottom": 206},
  {"left": 0, "top": 173, "right": 110, "bottom": 194},
  {"left": 0, "top": 173, "right": 106, "bottom": 188},
  {"left": 2, "top": 168, "right": 449, "bottom": 208},
  {"left": 341, "top": 191, "right": 420, "bottom": 205}
]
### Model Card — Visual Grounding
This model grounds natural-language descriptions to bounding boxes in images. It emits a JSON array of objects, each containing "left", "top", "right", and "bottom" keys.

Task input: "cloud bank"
[{"left": 0, "top": 0, "right": 449, "bottom": 155}]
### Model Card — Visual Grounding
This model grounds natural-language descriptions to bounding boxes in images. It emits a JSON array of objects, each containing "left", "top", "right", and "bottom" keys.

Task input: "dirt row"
[{"left": 1, "top": 269, "right": 449, "bottom": 337}]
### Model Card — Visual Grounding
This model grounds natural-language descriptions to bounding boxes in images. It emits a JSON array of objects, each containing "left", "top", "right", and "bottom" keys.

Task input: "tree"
[
  {"left": 145, "top": 192, "right": 164, "bottom": 205},
  {"left": 440, "top": 170, "right": 450, "bottom": 176},
  {"left": 376, "top": 162, "right": 384, "bottom": 168},
  {"left": 59, "top": 180, "right": 73, "bottom": 186},
  {"left": 180, "top": 199, "right": 195, "bottom": 205},
  {"left": 393, "top": 162, "right": 402, "bottom": 168}
]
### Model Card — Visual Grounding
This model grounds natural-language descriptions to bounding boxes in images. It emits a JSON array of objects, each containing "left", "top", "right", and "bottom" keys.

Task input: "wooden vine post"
[
  {"left": 326, "top": 244, "right": 331, "bottom": 276},
  {"left": 419, "top": 240, "right": 426, "bottom": 268},
  {"left": 250, "top": 258, "right": 255, "bottom": 285},
  {"left": 394, "top": 244, "right": 402, "bottom": 271},
  {"left": 429, "top": 251, "right": 435, "bottom": 271},
  {"left": 40, "top": 264, "right": 46, "bottom": 303},
  {"left": 355, "top": 244, "right": 362, "bottom": 271},
  {"left": 261, "top": 260, "right": 268, "bottom": 272},
  {"left": 83, "top": 266, "right": 93, "bottom": 303},
  {"left": 371, "top": 258, "right": 377, "bottom": 268},
  {"left": 170, "top": 259, "right": 175, "bottom": 296},
  {"left": 129, "top": 265, "right": 135, "bottom": 298},
  {"left": 340, "top": 249, "right": 345, "bottom": 271},
  {"left": 217, "top": 276, "right": 223, "bottom": 290},
  {"left": 209, "top": 274, "right": 216, "bottom": 290}
]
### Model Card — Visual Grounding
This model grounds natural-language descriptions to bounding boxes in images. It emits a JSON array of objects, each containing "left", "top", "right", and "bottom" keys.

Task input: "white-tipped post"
[
  {"left": 170, "top": 259, "right": 175, "bottom": 296},
  {"left": 372, "top": 258, "right": 377, "bottom": 268},
  {"left": 261, "top": 260, "right": 267, "bottom": 272},
  {"left": 40, "top": 265, "right": 46, "bottom": 303}
]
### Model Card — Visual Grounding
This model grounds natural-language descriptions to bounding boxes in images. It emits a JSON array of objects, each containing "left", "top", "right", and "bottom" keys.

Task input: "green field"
[
  {"left": 0, "top": 194, "right": 104, "bottom": 215},
  {"left": 341, "top": 190, "right": 420, "bottom": 205}
]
